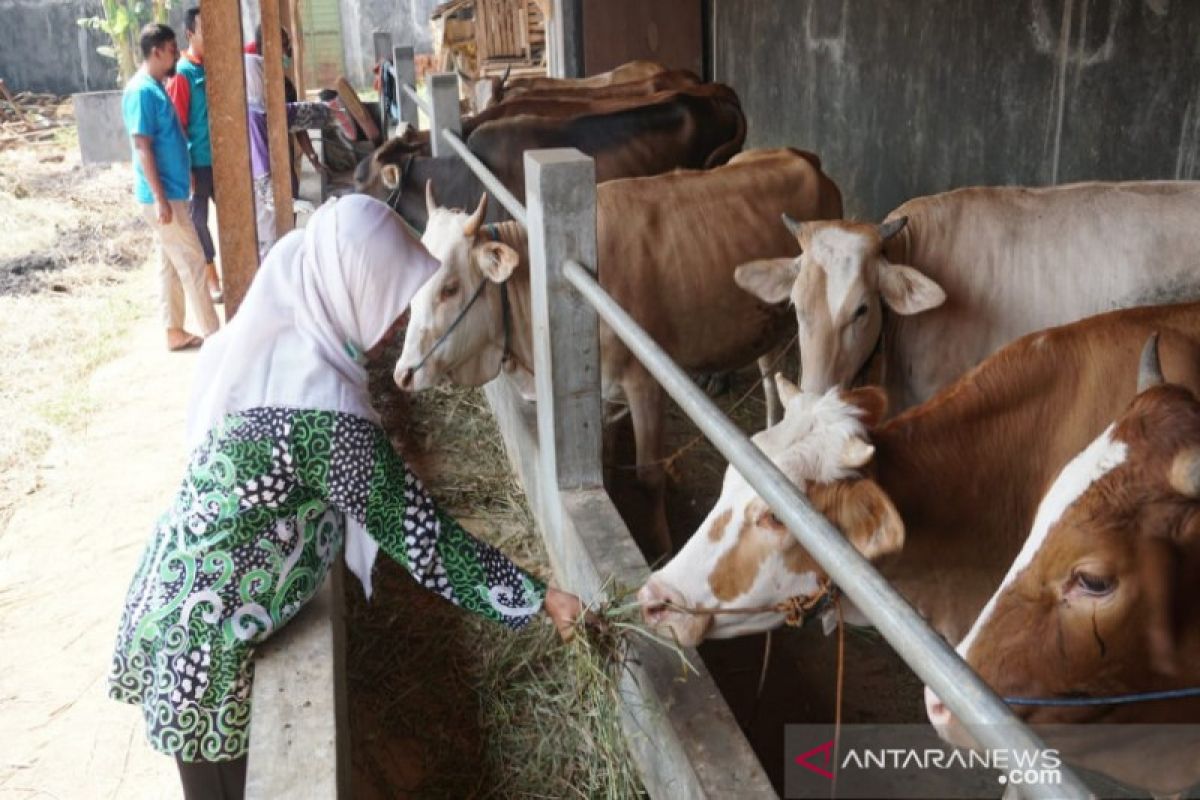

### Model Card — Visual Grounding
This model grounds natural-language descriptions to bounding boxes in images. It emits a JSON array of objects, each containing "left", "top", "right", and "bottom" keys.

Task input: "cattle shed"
[{"left": 706, "top": 0, "right": 1200, "bottom": 220}]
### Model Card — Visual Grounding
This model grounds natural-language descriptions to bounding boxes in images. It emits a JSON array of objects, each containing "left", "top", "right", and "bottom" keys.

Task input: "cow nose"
[
  {"left": 637, "top": 578, "right": 685, "bottom": 626},
  {"left": 396, "top": 366, "right": 415, "bottom": 391},
  {"left": 924, "top": 686, "right": 952, "bottom": 727}
]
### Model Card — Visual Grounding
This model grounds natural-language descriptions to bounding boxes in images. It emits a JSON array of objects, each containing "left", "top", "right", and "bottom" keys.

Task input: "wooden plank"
[
  {"left": 287, "top": 0, "right": 306, "bottom": 97},
  {"left": 335, "top": 77, "right": 381, "bottom": 145},
  {"left": 202, "top": 0, "right": 257, "bottom": 318},
  {"left": 261, "top": 0, "right": 295, "bottom": 244}
]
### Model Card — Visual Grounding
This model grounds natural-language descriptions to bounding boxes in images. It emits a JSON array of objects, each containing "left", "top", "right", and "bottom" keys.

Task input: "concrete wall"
[
  {"left": 712, "top": 0, "right": 1200, "bottom": 221},
  {"left": 337, "top": 0, "right": 437, "bottom": 87},
  {"left": 0, "top": 0, "right": 190, "bottom": 94}
]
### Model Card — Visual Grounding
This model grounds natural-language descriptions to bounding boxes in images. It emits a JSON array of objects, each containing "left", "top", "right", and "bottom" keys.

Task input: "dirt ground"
[{"left": 0, "top": 127, "right": 202, "bottom": 797}]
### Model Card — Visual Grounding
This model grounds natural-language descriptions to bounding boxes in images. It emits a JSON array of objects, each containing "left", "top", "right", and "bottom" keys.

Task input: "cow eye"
[
  {"left": 440, "top": 282, "right": 460, "bottom": 300},
  {"left": 1071, "top": 570, "right": 1116, "bottom": 596},
  {"left": 853, "top": 303, "right": 869, "bottom": 321}
]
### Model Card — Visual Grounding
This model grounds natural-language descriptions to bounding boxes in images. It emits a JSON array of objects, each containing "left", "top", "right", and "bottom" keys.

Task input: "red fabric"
[
  {"left": 165, "top": 70, "right": 190, "bottom": 126},
  {"left": 244, "top": 42, "right": 258, "bottom": 54}
]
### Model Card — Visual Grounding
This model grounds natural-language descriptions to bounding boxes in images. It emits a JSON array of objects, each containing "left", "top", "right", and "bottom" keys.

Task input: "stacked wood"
[
  {"left": 0, "top": 81, "right": 66, "bottom": 150},
  {"left": 430, "top": 0, "right": 548, "bottom": 96}
]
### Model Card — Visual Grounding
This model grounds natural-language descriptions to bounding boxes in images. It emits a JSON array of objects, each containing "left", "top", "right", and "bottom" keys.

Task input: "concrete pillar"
[
  {"left": 73, "top": 90, "right": 129, "bottom": 164},
  {"left": 393, "top": 45, "right": 417, "bottom": 129},
  {"left": 428, "top": 72, "right": 462, "bottom": 157},
  {"left": 524, "top": 149, "right": 603, "bottom": 495}
]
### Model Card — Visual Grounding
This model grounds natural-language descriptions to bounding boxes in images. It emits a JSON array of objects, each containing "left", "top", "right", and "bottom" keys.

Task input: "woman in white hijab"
[{"left": 108, "top": 195, "right": 580, "bottom": 799}]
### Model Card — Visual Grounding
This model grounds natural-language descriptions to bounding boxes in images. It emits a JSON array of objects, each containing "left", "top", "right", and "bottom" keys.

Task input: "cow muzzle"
[{"left": 637, "top": 578, "right": 711, "bottom": 647}]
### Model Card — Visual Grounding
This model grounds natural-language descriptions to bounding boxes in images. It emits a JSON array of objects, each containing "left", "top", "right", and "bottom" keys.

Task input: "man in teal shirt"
[
  {"left": 123, "top": 22, "right": 220, "bottom": 350},
  {"left": 167, "top": 7, "right": 222, "bottom": 303}
]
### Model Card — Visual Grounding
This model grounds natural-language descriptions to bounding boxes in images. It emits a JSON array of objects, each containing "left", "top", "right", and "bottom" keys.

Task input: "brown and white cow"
[
  {"left": 394, "top": 149, "right": 842, "bottom": 553},
  {"left": 924, "top": 341, "right": 1200, "bottom": 794},
  {"left": 355, "top": 83, "right": 747, "bottom": 231},
  {"left": 735, "top": 181, "right": 1200, "bottom": 413},
  {"left": 638, "top": 301, "right": 1200, "bottom": 646}
]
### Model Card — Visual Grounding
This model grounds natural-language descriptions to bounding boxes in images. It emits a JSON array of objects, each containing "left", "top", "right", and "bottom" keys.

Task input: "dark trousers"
[
  {"left": 176, "top": 754, "right": 247, "bottom": 800},
  {"left": 190, "top": 165, "right": 217, "bottom": 264}
]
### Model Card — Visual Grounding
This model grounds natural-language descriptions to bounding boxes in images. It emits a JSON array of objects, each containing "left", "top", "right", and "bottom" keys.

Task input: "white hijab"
[
  {"left": 244, "top": 53, "right": 266, "bottom": 113},
  {"left": 187, "top": 194, "right": 440, "bottom": 597}
]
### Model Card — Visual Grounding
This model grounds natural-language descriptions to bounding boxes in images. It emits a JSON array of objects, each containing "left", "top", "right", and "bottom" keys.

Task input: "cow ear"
[
  {"left": 809, "top": 479, "right": 904, "bottom": 560},
  {"left": 735, "top": 258, "right": 799, "bottom": 305},
  {"left": 381, "top": 163, "right": 401, "bottom": 190},
  {"left": 878, "top": 264, "right": 946, "bottom": 316},
  {"left": 775, "top": 372, "right": 800, "bottom": 406},
  {"left": 475, "top": 241, "right": 519, "bottom": 283},
  {"left": 840, "top": 386, "right": 888, "bottom": 429}
]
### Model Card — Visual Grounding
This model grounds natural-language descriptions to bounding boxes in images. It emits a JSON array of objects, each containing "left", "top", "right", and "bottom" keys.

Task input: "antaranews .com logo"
[{"left": 785, "top": 726, "right": 1064, "bottom": 799}]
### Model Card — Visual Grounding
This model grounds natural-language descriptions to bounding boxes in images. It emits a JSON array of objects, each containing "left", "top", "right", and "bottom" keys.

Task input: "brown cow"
[
  {"left": 735, "top": 181, "right": 1200, "bottom": 412},
  {"left": 477, "top": 59, "right": 670, "bottom": 109},
  {"left": 356, "top": 83, "right": 747, "bottom": 232},
  {"left": 374, "top": 69, "right": 703, "bottom": 162},
  {"left": 638, "top": 301, "right": 1200, "bottom": 646},
  {"left": 394, "top": 149, "right": 842, "bottom": 553},
  {"left": 926, "top": 339, "right": 1200, "bottom": 794}
]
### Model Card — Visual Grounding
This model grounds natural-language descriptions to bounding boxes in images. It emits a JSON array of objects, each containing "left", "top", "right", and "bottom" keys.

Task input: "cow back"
[
  {"left": 879, "top": 181, "right": 1200, "bottom": 411},
  {"left": 594, "top": 148, "right": 841, "bottom": 372}
]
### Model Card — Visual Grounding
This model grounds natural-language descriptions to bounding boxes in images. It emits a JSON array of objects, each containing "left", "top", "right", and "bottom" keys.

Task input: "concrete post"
[
  {"left": 372, "top": 31, "right": 393, "bottom": 133},
  {"left": 428, "top": 72, "right": 462, "bottom": 157},
  {"left": 525, "top": 149, "right": 603, "bottom": 500},
  {"left": 393, "top": 45, "right": 417, "bottom": 129}
]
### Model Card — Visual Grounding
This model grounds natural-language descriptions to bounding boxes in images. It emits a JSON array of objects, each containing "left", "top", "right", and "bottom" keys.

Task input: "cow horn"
[
  {"left": 781, "top": 213, "right": 805, "bottom": 240},
  {"left": 774, "top": 372, "right": 800, "bottom": 406},
  {"left": 840, "top": 437, "right": 876, "bottom": 469},
  {"left": 500, "top": 64, "right": 511, "bottom": 89},
  {"left": 878, "top": 216, "right": 908, "bottom": 241},
  {"left": 1138, "top": 332, "right": 1164, "bottom": 392},
  {"left": 463, "top": 193, "right": 488, "bottom": 238},
  {"left": 426, "top": 180, "right": 438, "bottom": 216},
  {"left": 1169, "top": 447, "right": 1200, "bottom": 499}
]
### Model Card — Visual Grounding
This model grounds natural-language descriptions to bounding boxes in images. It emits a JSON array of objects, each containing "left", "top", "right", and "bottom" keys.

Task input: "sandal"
[{"left": 168, "top": 334, "right": 204, "bottom": 352}]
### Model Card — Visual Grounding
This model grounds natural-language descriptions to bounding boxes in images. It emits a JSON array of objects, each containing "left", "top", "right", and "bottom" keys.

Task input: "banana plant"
[{"left": 77, "top": 0, "right": 174, "bottom": 84}]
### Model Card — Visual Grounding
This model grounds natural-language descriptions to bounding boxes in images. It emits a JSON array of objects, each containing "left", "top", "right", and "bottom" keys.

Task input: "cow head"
[
  {"left": 637, "top": 376, "right": 903, "bottom": 647},
  {"left": 394, "top": 184, "right": 522, "bottom": 392},
  {"left": 927, "top": 336, "right": 1200, "bottom": 736},
  {"left": 735, "top": 218, "right": 946, "bottom": 394}
]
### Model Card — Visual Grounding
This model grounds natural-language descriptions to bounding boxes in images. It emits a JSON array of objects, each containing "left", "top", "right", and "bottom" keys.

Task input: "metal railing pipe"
[
  {"left": 561, "top": 259, "right": 1090, "bottom": 800},
  {"left": 400, "top": 83, "right": 432, "bottom": 117},
  {"left": 440, "top": 129, "right": 529, "bottom": 226}
]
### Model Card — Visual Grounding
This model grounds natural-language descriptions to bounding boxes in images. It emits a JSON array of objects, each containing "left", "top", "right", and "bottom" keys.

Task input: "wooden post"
[
  {"left": 261, "top": 0, "right": 295, "bottom": 242},
  {"left": 524, "top": 149, "right": 603, "bottom": 494},
  {"left": 393, "top": 45, "right": 416, "bottom": 128},
  {"left": 287, "top": 0, "right": 306, "bottom": 97},
  {"left": 372, "top": 31, "right": 393, "bottom": 134},
  {"left": 202, "top": 0, "right": 257, "bottom": 318},
  {"left": 428, "top": 72, "right": 462, "bottom": 156}
]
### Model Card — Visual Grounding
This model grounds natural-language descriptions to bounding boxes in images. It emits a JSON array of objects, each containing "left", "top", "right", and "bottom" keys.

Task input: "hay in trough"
[{"left": 349, "top": 362, "right": 648, "bottom": 799}]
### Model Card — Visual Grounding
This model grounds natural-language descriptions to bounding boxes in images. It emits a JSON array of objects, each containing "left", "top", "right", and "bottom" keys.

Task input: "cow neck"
[
  {"left": 865, "top": 339, "right": 1087, "bottom": 641},
  {"left": 482, "top": 221, "right": 534, "bottom": 379}
]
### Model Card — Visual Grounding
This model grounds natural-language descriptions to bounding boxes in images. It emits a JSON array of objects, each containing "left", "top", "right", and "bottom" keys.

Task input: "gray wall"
[
  {"left": 713, "top": 0, "right": 1200, "bottom": 221},
  {"left": 0, "top": 0, "right": 191, "bottom": 94},
  {"left": 337, "top": 0, "right": 437, "bottom": 87}
]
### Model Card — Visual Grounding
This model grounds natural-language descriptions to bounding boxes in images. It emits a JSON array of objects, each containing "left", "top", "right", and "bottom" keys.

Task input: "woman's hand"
[{"left": 544, "top": 587, "right": 583, "bottom": 642}]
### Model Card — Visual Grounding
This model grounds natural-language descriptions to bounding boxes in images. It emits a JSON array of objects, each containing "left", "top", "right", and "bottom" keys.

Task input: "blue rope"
[{"left": 1004, "top": 687, "right": 1200, "bottom": 707}]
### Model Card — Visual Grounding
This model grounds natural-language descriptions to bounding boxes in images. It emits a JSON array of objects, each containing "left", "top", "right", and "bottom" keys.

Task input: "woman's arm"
[{"left": 290, "top": 411, "right": 548, "bottom": 628}]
